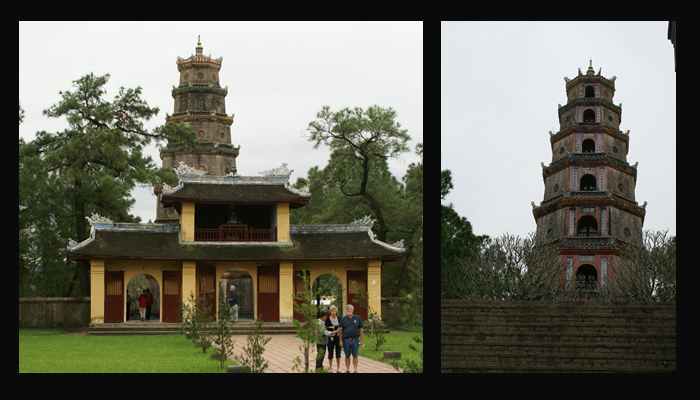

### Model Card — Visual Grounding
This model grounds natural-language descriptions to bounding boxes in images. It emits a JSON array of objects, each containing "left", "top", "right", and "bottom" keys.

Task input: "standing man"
[
  {"left": 339, "top": 304, "right": 364, "bottom": 373},
  {"left": 145, "top": 288, "right": 153, "bottom": 321},
  {"left": 228, "top": 284, "right": 239, "bottom": 322}
]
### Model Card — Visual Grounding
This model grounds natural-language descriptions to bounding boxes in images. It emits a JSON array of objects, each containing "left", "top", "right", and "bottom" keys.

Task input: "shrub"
[{"left": 238, "top": 320, "right": 271, "bottom": 373}]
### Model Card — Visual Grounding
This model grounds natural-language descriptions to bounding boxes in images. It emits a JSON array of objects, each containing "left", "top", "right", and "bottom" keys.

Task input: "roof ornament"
[
  {"left": 390, "top": 239, "right": 405, "bottom": 249},
  {"left": 597, "top": 68, "right": 602, "bottom": 76},
  {"left": 578, "top": 68, "right": 582, "bottom": 76},
  {"left": 642, "top": 201, "right": 648, "bottom": 209},
  {"left": 86, "top": 213, "right": 113, "bottom": 225},
  {"left": 587, "top": 59, "right": 595, "bottom": 75},
  {"left": 260, "top": 163, "right": 293, "bottom": 178},
  {"left": 611, "top": 76, "right": 617, "bottom": 82},
  {"left": 564, "top": 76, "right": 569, "bottom": 83},
  {"left": 541, "top": 162, "right": 546, "bottom": 169},
  {"left": 549, "top": 130, "right": 554, "bottom": 137},
  {"left": 68, "top": 238, "right": 78, "bottom": 248},
  {"left": 531, "top": 201, "right": 536, "bottom": 209},
  {"left": 625, "top": 129, "right": 630, "bottom": 135},
  {"left": 351, "top": 215, "right": 375, "bottom": 227},
  {"left": 174, "top": 161, "right": 207, "bottom": 177},
  {"left": 196, "top": 35, "right": 203, "bottom": 54}
]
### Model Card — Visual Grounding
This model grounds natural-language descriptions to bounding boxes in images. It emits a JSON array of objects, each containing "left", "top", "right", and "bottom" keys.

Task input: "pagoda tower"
[
  {"left": 532, "top": 61, "right": 646, "bottom": 290},
  {"left": 155, "top": 37, "right": 240, "bottom": 222}
]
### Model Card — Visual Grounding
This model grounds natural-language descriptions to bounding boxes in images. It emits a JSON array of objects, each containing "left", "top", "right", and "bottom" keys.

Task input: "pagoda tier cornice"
[
  {"left": 550, "top": 125, "right": 629, "bottom": 145},
  {"left": 176, "top": 54, "right": 223, "bottom": 70},
  {"left": 558, "top": 97, "right": 621, "bottom": 117},
  {"left": 533, "top": 191, "right": 646, "bottom": 219},
  {"left": 172, "top": 85, "right": 228, "bottom": 97},
  {"left": 543, "top": 152, "right": 637, "bottom": 180},
  {"left": 565, "top": 74, "right": 616, "bottom": 91},
  {"left": 557, "top": 236, "right": 621, "bottom": 254},
  {"left": 160, "top": 142, "right": 240, "bottom": 157},
  {"left": 166, "top": 112, "right": 234, "bottom": 125}
]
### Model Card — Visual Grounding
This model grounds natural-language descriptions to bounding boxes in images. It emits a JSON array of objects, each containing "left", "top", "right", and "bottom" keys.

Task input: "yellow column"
[
  {"left": 367, "top": 259, "right": 382, "bottom": 319},
  {"left": 90, "top": 259, "right": 105, "bottom": 325},
  {"left": 181, "top": 201, "right": 195, "bottom": 241},
  {"left": 279, "top": 262, "right": 294, "bottom": 323},
  {"left": 182, "top": 261, "right": 197, "bottom": 305},
  {"left": 276, "top": 203, "right": 290, "bottom": 242}
]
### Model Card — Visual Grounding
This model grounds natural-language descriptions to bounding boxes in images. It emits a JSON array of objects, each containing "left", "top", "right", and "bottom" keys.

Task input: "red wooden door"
[
  {"left": 163, "top": 270, "right": 182, "bottom": 323},
  {"left": 293, "top": 270, "right": 308, "bottom": 322},
  {"left": 257, "top": 265, "right": 279, "bottom": 322},
  {"left": 197, "top": 264, "right": 216, "bottom": 321},
  {"left": 104, "top": 271, "right": 124, "bottom": 323},
  {"left": 347, "top": 270, "right": 368, "bottom": 321}
]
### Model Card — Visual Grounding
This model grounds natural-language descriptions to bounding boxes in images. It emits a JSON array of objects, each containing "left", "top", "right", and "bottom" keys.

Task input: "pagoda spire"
[
  {"left": 586, "top": 59, "right": 595, "bottom": 75},
  {"left": 196, "top": 35, "right": 203, "bottom": 55}
]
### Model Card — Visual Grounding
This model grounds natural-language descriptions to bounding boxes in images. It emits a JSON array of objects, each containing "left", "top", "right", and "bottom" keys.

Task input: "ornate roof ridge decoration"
[
  {"left": 351, "top": 215, "right": 375, "bottom": 228},
  {"left": 176, "top": 37, "right": 223, "bottom": 69},
  {"left": 86, "top": 213, "right": 113, "bottom": 225},
  {"left": 291, "top": 224, "right": 372, "bottom": 234},
  {"left": 174, "top": 161, "right": 207, "bottom": 177},
  {"left": 92, "top": 223, "right": 180, "bottom": 233},
  {"left": 260, "top": 163, "right": 293, "bottom": 179},
  {"left": 367, "top": 229, "right": 406, "bottom": 253}
]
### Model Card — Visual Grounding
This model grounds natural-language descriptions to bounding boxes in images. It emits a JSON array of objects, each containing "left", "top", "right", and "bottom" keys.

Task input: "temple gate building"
[
  {"left": 532, "top": 61, "right": 646, "bottom": 290},
  {"left": 67, "top": 39, "right": 404, "bottom": 326}
]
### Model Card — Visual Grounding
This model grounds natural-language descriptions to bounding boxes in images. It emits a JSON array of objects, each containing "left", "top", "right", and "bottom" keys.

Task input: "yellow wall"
[
  {"left": 279, "top": 262, "right": 294, "bottom": 323},
  {"left": 276, "top": 203, "right": 290, "bottom": 242},
  {"left": 90, "top": 259, "right": 105, "bottom": 325},
  {"left": 296, "top": 260, "right": 366, "bottom": 313},
  {"left": 367, "top": 259, "right": 382, "bottom": 319},
  {"left": 182, "top": 261, "right": 197, "bottom": 305},
  {"left": 181, "top": 201, "right": 195, "bottom": 241}
]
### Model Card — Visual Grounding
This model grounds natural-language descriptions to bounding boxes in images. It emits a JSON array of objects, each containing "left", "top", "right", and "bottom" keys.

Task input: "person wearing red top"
[
  {"left": 145, "top": 288, "right": 153, "bottom": 321},
  {"left": 138, "top": 290, "right": 148, "bottom": 321}
]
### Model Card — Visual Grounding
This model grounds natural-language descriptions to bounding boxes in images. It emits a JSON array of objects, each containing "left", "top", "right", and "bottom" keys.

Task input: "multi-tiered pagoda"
[{"left": 533, "top": 61, "right": 646, "bottom": 289}]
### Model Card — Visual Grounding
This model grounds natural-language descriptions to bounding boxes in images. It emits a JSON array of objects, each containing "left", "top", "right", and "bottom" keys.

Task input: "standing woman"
[{"left": 325, "top": 305, "right": 342, "bottom": 372}]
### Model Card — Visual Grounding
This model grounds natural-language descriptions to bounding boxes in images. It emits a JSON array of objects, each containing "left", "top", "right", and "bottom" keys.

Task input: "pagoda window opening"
[
  {"left": 576, "top": 215, "right": 599, "bottom": 236},
  {"left": 195, "top": 204, "right": 276, "bottom": 241},
  {"left": 580, "top": 174, "right": 597, "bottom": 191},
  {"left": 582, "top": 139, "right": 596, "bottom": 153},
  {"left": 585, "top": 86, "right": 595, "bottom": 98},
  {"left": 576, "top": 264, "right": 598, "bottom": 292},
  {"left": 583, "top": 109, "right": 596, "bottom": 123}
]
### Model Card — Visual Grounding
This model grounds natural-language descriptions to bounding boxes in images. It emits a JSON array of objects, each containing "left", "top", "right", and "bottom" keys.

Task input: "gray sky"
[
  {"left": 441, "top": 21, "right": 676, "bottom": 237},
  {"left": 19, "top": 21, "right": 423, "bottom": 223}
]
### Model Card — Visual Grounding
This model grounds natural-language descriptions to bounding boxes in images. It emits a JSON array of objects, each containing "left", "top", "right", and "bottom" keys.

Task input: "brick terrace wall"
[
  {"left": 19, "top": 297, "right": 90, "bottom": 328},
  {"left": 442, "top": 300, "right": 676, "bottom": 373}
]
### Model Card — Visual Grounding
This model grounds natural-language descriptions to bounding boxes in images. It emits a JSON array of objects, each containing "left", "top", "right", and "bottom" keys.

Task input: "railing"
[{"left": 195, "top": 224, "right": 276, "bottom": 242}]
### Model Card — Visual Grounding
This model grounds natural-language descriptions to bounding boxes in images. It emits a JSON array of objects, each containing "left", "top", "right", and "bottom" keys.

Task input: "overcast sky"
[
  {"left": 441, "top": 21, "right": 676, "bottom": 238},
  {"left": 19, "top": 21, "right": 423, "bottom": 223}
]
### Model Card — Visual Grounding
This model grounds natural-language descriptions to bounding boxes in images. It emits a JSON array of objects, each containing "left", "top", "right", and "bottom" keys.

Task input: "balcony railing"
[{"left": 195, "top": 224, "right": 276, "bottom": 242}]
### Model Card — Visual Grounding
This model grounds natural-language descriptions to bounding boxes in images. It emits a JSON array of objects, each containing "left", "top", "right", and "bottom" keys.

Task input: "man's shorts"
[{"left": 343, "top": 336, "right": 360, "bottom": 358}]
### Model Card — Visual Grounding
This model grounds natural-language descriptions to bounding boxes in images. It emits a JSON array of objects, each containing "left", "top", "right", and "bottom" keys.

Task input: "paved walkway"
[{"left": 229, "top": 335, "right": 399, "bottom": 373}]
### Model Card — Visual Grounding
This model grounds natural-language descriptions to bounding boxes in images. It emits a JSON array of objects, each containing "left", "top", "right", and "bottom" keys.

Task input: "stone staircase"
[
  {"left": 88, "top": 320, "right": 296, "bottom": 336},
  {"left": 441, "top": 300, "right": 676, "bottom": 373}
]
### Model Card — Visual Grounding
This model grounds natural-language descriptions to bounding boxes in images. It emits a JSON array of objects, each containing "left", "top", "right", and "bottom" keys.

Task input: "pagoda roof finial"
[
  {"left": 586, "top": 59, "right": 595, "bottom": 75},
  {"left": 196, "top": 35, "right": 203, "bottom": 55}
]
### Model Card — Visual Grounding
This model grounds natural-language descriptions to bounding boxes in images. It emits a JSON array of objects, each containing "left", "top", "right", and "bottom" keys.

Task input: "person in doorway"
[
  {"left": 315, "top": 308, "right": 332, "bottom": 372},
  {"left": 138, "top": 289, "right": 148, "bottom": 321},
  {"left": 325, "top": 305, "right": 342, "bottom": 372},
  {"left": 228, "top": 284, "right": 239, "bottom": 321},
  {"left": 144, "top": 288, "right": 153, "bottom": 320},
  {"left": 339, "top": 304, "right": 364, "bottom": 373}
]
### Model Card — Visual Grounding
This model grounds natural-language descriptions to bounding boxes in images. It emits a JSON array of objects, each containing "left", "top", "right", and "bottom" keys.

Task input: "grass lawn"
[
  {"left": 19, "top": 329, "right": 234, "bottom": 373},
  {"left": 360, "top": 329, "right": 422, "bottom": 368}
]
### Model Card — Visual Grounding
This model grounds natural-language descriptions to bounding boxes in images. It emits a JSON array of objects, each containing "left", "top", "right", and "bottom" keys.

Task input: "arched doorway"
[
  {"left": 576, "top": 264, "right": 598, "bottom": 291},
  {"left": 583, "top": 109, "right": 596, "bottom": 123},
  {"left": 577, "top": 215, "right": 599, "bottom": 236},
  {"left": 220, "top": 271, "right": 254, "bottom": 320},
  {"left": 312, "top": 274, "right": 343, "bottom": 317},
  {"left": 580, "top": 174, "right": 597, "bottom": 191},
  {"left": 582, "top": 138, "right": 595, "bottom": 153},
  {"left": 126, "top": 274, "right": 160, "bottom": 322}
]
